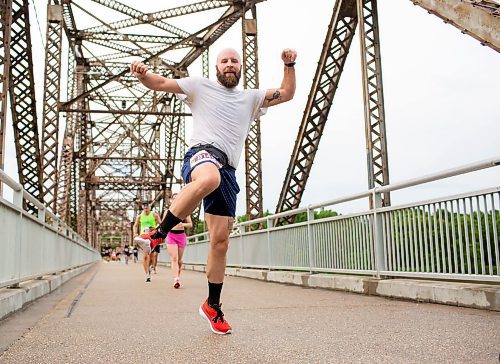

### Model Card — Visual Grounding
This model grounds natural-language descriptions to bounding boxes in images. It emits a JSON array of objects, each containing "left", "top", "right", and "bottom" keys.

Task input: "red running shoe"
[{"left": 199, "top": 299, "right": 232, "bottom": 335}]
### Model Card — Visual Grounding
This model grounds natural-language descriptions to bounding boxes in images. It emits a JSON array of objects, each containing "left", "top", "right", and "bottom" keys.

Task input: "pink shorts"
[{"left": 166, "top": 231, "right": 187, "bottom": 248}]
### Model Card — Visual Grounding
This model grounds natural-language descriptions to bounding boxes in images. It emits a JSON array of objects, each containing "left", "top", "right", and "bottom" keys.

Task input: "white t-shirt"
[{"left": 176, "top": 76, "right": 267, "bottom": 168}]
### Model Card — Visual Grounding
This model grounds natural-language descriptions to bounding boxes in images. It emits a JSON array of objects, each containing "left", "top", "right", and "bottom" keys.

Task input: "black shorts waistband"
[{"left": 170, "top": 229, "right": 185, "bottom": 234}]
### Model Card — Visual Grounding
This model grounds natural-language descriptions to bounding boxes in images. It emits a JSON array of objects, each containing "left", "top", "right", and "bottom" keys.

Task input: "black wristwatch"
[{"left": 285, "top": 62, "right": 296, "bottom": 67}]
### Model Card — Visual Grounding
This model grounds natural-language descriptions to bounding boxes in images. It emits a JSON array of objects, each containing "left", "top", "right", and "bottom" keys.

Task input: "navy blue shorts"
[{"left": 181, "top": 145, "right": 240, "bottom": 217}]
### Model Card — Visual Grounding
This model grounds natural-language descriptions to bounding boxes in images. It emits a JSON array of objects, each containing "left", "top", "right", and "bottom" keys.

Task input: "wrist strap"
[{"left": 285, "top": 62, "right": 296, "bottom": 67}]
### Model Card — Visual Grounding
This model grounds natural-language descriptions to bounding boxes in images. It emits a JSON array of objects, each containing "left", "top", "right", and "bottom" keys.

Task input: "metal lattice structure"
[
  {"left": 0, "top": 0, "right": 13, "bottom": 179},
  {"left": 55, "top": 0, "right": 263, "bottom": 245},
  {"left": 41, "top": 3, "right": 63, "bottom": 212},
  {"left": 276, "top": 0, "right": 358, "bottom": 217},
  {"left": 242, "top": 5, "right": 264, "bottom": 221},
  {"left": 357, "top": 0, "right": 390, "bottom": 207},
  {"left": 1, "top": 0, "right": 496, "bottom": 244},
  {"left": 1, "top": 0, "right": 43, "bottom": 206}
]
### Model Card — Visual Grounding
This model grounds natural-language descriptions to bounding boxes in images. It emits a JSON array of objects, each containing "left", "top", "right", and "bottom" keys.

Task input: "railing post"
[
  {"left": 13, "top": 188, "right": 23, "bottom": 208},
  {"left": 52, "top": 216, "right": 59, "bottom": 230},
  {"left": 12, "top": 188, "right": 23, "bottom": 288},
  {"left": 38, "top": 206, "right": 46, "bottom": 223},
  {"left": 307, "top": 208, "right": 316, "bottom": 273},
  {"left": 38, "top": 206, "right": 46, "bottom": 274},
  {"left": 267, "top": 217, "right": 273, "bottom": 270},
  {"left": 239, "top": 225, "right": 244, "bottom": 268},
  {"left": 372, "top": 189, "right": 385, "bottom": 278}
]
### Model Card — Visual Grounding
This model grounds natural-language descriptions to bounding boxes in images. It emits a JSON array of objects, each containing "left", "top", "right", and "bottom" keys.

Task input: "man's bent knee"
[
  {"left": 191, "top": 164, "right": 221, "bottom": 193},
  {"left": 197, "top": 174, "right": 220, "bottom": 194}
]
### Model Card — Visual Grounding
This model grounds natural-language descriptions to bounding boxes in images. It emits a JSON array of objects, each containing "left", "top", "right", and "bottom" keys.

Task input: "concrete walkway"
[{"left": 0, "top": 261, "right": 499, "bottom": 363}]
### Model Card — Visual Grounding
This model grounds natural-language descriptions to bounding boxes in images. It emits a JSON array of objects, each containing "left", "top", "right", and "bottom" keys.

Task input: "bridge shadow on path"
[{"left": 1, "top": 261, "right": 499, "bottom": 363}]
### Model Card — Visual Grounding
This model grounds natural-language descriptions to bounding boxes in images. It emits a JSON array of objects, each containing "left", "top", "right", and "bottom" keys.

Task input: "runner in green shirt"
[{"left": 133, "top": 201, "right": 161, "bottom": 282}]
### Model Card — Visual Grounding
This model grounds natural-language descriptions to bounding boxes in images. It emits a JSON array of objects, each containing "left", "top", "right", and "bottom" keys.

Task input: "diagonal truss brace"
[
  {"left": 0, "top": 0, "right": 13, "bottom": 180},
  {"left": 357, "top": 0, "right": 390, "bottom": 207},
  {"left": 276, "top": 0, "right": 358, "bottom": 216},
  {"left": 242, "top": 5, "right": 263, "bottom": 220},
  {"left": 8, "top": 0, "right": 43, "bottom": 202},
  {"left": 411, "top": 0, "right": 500, "bottom": 52}
]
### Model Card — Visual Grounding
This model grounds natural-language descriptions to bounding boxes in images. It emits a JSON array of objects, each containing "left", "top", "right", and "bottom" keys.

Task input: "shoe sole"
[
  {"left": 134, "top": 237, "right": 152, "bottom": 254},
  {"left": 198, "top": 306, "right": 232, "bottom": 335},
  {"left": 174, "top": 282, "right": 180, "bottom": 289}
]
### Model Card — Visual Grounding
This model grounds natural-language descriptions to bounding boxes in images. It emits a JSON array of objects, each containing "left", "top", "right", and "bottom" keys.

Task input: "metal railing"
[
  {"left": 183, "top": 157, "right": 500, "bottom": 282},
  {"left": 0, "top": 169, "right": 101, "bottom": 289}
]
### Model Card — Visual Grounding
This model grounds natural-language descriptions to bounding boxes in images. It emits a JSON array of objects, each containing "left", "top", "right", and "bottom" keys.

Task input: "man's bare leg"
[{"left": 205, "top": 213, "right": 233, "bottom": 284}]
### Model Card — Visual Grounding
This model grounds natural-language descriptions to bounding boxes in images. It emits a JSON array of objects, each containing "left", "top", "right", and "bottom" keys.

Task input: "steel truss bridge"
[{"left": 0, "top": 0, "right": 498, "bottom": 248}]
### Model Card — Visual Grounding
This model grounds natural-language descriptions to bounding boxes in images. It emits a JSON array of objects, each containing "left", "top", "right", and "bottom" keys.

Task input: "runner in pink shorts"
[{"left": 163, "top": 193, "right": 192, "bottom": 288}]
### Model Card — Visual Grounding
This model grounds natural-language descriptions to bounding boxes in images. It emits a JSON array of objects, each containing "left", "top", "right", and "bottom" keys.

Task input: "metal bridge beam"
[
  {"left": 0, "top": 0, "right": 12, "bottom": 185},
  {"left": 242, "top": 5, "right": 263, "bottom": 221},
  {"left": 8, "top": 0, "right": 43, "bottom": 206},
  {"left": 41, "top": 3, "right": 63, "bottom": 212},
  {"left": 57, "top": 53, "right": 83, "bottom": 226},
  {"left": 357, "top": 0, "right": 390, "bottom": 207},
  {"left": 276, "top": 0, "right": 358, "bottom": 217},
  {"left": 411, "top": 0, "right": 500, "bottom": 52}
]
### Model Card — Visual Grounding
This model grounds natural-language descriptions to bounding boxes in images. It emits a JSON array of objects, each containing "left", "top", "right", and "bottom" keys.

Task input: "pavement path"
[{"left": 0, "top": 261, "right": 499, "bottom": 363}]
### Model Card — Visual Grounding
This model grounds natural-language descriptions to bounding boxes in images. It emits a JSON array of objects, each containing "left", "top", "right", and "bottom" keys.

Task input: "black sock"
[
  {"left": 208, "top": 282, "right": 223, "bottom": 306},
  {"left": 159, "top": 210, "right": 182, "bottom": 233}
]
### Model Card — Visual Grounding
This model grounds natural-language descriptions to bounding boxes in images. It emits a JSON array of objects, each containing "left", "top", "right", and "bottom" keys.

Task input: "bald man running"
[{"left": 131, "top": 47, "right": 297, "bottom": 334}]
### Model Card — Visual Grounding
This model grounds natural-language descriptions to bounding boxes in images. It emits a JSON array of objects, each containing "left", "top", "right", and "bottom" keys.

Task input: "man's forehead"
[{"left": 217, "top": 49, "right": 241, "bottom": 62}]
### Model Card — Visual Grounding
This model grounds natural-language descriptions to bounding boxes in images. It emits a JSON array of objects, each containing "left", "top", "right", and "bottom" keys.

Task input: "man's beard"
[{"left": 216, "top": 67, "right": 241, "bottom": 88}]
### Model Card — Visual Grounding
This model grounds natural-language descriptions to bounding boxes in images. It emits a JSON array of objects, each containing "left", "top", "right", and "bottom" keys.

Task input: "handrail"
[
  {"left": 0, "top": 168, "right": 89, "bottom": 247},
  {"left": 375, "top": 157, "right": 500, "bottom": 194},
  {"left": 0, "top": 169, "right": 22, "bottom": 192},
  {"left": 235, "top": 156, "right": 500, "bottom": 228}
]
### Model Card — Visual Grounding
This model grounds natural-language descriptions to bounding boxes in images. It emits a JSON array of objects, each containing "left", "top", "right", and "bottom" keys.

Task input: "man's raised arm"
[
  {"left": 262, "top": 48, "right": 297, "bottom": 108},
  {"left": 130, "top": 61, "right": 184, "bottom": 94}
]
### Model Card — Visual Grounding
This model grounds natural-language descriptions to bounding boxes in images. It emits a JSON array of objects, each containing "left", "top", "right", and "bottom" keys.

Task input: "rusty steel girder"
[
  {"left": 411, "top": 0, "right": 500, "bottom": 52},
  {"left": 6, "top": 0, "right": 43, "bottom": 204},
  {"left": 276, "top": 0, "right": 358, "bottom": 217},
  {"left": 357, "top": 0, "right": 390, "bottom": 207},
  {"left": 41, "top": 3, "right": 63, "bottom": 212},
  {"left": 56, "top": 49, "right": 79, "bottom": 225},
  {"left": 0, "top": 0, "right": 12, "bottom": 181},
  {"left": 276, "top": 0, "right": 392, "bottom": 218},
  {"left": 242, "top": 5, "right": 263, "bottom": 221}
]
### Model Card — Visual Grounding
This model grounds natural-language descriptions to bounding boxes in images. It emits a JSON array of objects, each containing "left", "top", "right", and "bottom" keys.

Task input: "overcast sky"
[{"left": 3, "top": 0, "right": 499, "bottom": 217}]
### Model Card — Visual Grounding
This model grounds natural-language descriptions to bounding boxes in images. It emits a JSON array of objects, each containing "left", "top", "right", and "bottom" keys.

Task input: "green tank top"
[{"left": 140, "top": 212, "right": 157, "bottom": 233}]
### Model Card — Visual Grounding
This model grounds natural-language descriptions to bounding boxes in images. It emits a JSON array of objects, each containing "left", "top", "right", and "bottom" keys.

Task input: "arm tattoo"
[{"left": 266, "top": 90, "right": 282, "bottom": 102}]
